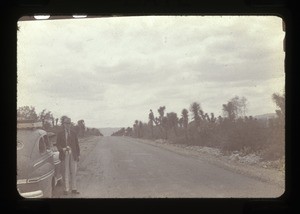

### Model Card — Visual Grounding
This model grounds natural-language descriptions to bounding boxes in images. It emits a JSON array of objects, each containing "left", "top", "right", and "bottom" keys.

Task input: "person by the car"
[{"left": 56, "top": 117, "right": 80, "bottom": 195}]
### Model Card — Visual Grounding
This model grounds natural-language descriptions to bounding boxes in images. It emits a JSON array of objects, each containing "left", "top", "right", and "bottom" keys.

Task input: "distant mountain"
[
  {"left": 99, "top": 127, "right": 123, "bottom": 136},
  {"left": 254, "top": 113, "right": 276, "bottom": 120}
]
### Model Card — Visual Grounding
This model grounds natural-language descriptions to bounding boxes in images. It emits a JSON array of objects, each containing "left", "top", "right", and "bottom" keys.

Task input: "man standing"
[{"left": 56, "top": 117, "right": 80, "bottom": 195}]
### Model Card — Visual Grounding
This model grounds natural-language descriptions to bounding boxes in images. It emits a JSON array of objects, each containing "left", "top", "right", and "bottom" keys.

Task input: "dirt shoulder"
[
  {"left": 134, "top": 138, "right": 285, "bottom": 189},
  {"left": 78, "top": 135, "right": 100, "bottom": 162}
]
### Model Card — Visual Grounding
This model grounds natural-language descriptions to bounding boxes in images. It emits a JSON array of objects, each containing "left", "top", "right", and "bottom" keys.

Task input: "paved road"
[{"left": 54, "top": 136, "right": 284, "bottom": 198}]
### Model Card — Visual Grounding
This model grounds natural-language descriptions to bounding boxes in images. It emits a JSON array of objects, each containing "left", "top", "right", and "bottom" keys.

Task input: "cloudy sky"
[{"left": 17, "top": 15, "right": 285, "bottom": 128}]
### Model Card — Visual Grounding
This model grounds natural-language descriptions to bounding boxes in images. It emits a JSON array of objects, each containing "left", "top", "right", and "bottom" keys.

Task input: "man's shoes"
[
  {"left": 63, "top": 191, "right": 69, "bottom": 195},
  {"left": 71, "top": 190, "right": 80, "bottom": 194}
]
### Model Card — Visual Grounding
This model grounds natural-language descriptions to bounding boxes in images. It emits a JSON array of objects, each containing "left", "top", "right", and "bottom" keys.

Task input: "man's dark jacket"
[{"left": 56, "top": 130, "right": 80, "bottom": 161}]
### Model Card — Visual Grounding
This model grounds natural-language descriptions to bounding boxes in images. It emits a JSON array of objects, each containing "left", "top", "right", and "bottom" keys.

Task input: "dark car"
[{"left": 17, "top": 121, "right": 62, "bottom": 198}]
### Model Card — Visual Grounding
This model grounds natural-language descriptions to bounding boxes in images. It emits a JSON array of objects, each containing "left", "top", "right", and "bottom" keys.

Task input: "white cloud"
[{"left": 17, "top": 16, "right": 285, "bottom": 128}]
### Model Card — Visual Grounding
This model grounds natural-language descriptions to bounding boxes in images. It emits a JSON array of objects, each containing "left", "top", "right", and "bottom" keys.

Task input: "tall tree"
[
  {"left": 17, "top": 106, "right": 38, "bottom": 121},
  {"left": 223, "top": 96, "right": 248, "bottom": 120},
  {"left": 272, "top": 93, "right": 285, "bottom": 120},
  {"left": 161, "top": 116, "right": 168, "bottom": 139},
  {"left": 231, "top": 96, "right": 248, "bottom": 117},
  {"left": 222, "top": 101, "right": 236, "bottom": 121},
  {"left": 138, "top": 121, "right": 143, "bottom": 138},
  {"left": 148, "top": 109, "right": 155, "bottom": 138},
  {"left": 189, "top": 102, "right": 201, "bottom": 125},
  {"left": 157, "top": 106, "right": 166, "bottom": 122},
  {"left": 268, "top": 92, "right": 285, "bottom": 158},
  {"left": 39, "top": 109, "right": 53, "bottom": 129},
  {"left": 167, "top": 112, "right": 179, "bottom": 136},
  {"left": 199, "top": 109, "right": 205, "bottom": 120},
  {"left": 156, "top": 106, "right": 166, "bottom": 137},
  {"left": 210, "top": 113, "right": 216, "bottom": 123},
  {"left": 181, "top": 109, "right": 189, "bottom": 127},
  {"left": 181, "top": 108, "right": 189, "bottom": 140},
  {"left": 133, "top": 120, "right": 139, "bottom": 137},
  {"left": 149, "top": 109, "right": 155, "bottom": 122}
]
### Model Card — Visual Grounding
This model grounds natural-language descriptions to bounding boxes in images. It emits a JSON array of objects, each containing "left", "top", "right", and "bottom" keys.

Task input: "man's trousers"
[{"left": 62, "top": 150, "right": 78, "bottom": 192}]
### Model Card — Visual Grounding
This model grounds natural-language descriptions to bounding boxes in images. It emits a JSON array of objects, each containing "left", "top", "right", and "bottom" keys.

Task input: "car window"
[
  {"left": 43, "top": 135, "right": 50, "bottom": 150},
  {"left": 38, "top": 137, "right": 46, "bottom": 154}
]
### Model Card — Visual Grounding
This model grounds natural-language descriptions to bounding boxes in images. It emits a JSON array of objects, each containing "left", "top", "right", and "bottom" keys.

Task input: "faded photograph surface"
[{"left": 17, "top": 16, "right": 285, "bottom": 198}]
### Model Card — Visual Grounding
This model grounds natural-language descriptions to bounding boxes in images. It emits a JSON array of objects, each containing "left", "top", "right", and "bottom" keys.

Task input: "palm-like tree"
[
  {"left": 161, "top": 116, "right": 168, "bottom": 139},
  {"left": 167, "top": 112, "right": 179, "bottom": 136},
  {"left": 138, "top": 121, "right": 143, "bottom": 138},
  {"left": 210, "top": 113, "right": 216, "bottom": 123},
  {"left": 223, "top": 96, "right": 248, "bottom": 121},
  {"left": 222, "top": 101, "right": 236, "bottom": 121},
  {"left": 148, "top": 109, "right": 155, "bottom": 138},
  {"left": 156, "top": 106, "right": 166, "bottom": 138},
  {"left": 272, "top": 93, "right": 285, "bottom": 120},
  {"left": 190, "top": 102, "right": 201, "bottom": 125},
  {"left": 181, "top": 108, "right": 189, "bottom": 140},
  {"left": 157, "top": 106, "right": 166, "bottom": 122},
  {"left": 133, "top": 120, "right": 139, "bottom": 137}
]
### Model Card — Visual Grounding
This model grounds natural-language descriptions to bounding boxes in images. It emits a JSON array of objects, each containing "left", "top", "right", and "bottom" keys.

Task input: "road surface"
[{"left": 53, "top": 136, "right": 284, "bottom": 198}]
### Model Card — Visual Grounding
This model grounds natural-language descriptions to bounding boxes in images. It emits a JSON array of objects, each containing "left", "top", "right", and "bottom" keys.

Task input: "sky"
[{"left": 17, "top": 15, "right": 285, "bottom": 128}]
